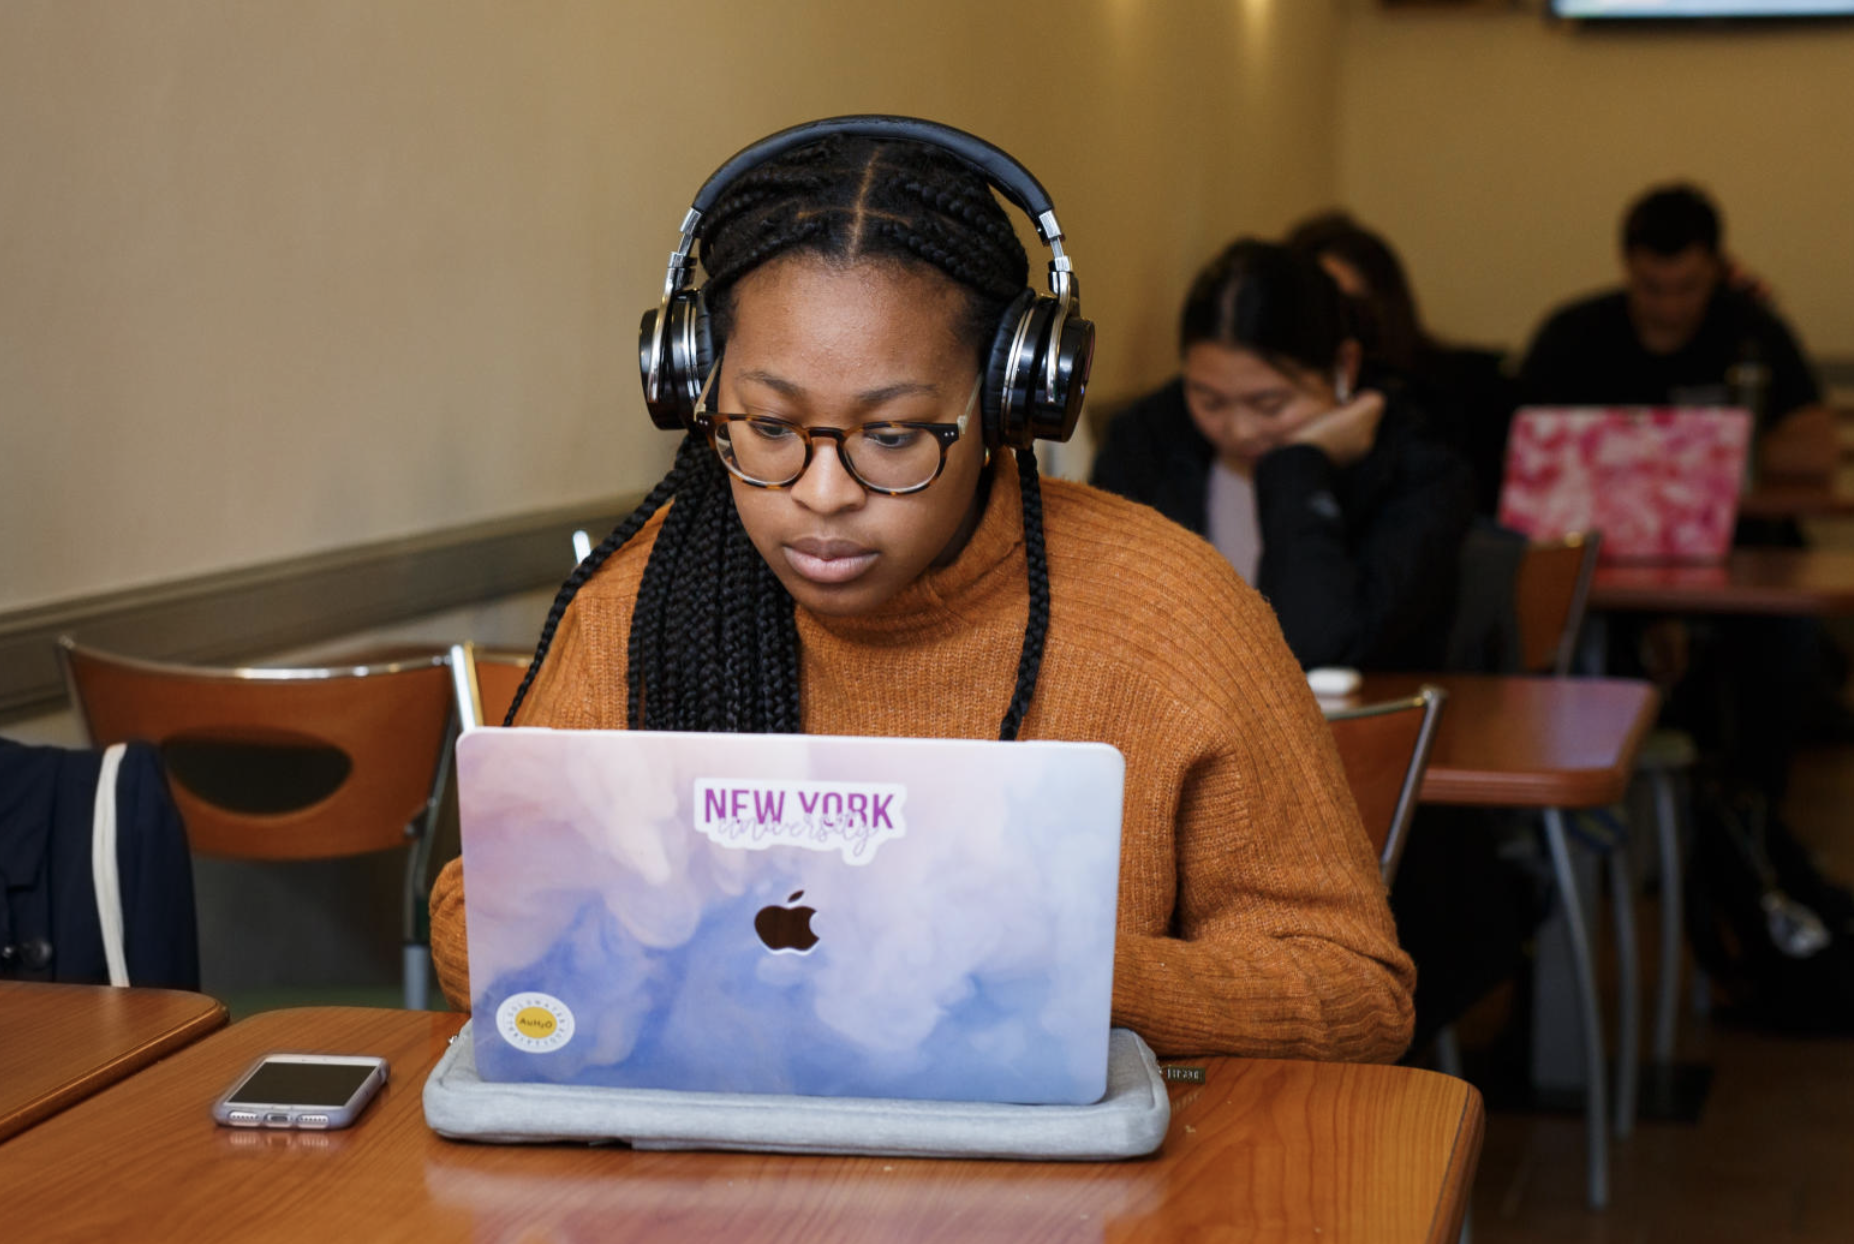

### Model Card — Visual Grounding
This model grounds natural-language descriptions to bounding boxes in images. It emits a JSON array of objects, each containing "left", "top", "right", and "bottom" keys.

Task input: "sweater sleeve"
[{"left": 1108, "top": 584, "right": 1417, "bottom": 1062}]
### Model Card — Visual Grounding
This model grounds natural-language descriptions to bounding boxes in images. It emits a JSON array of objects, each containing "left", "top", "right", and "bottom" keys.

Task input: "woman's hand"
[{"left": 1285, "top": 389, "right": 1385, "bottom": 469}]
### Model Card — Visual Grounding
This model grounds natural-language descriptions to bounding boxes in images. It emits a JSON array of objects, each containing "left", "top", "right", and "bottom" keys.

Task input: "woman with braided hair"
[{"left": 428, "top": 129, "right": 1414, "bottom": 1062}]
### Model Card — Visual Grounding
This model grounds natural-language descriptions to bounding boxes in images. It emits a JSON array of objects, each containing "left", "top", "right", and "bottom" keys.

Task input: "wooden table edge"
[
  {"left": 1418, "top": 680, "right": 1661, "bottom": 811},
  {"left": 1425, "top": 1081, "right": 1486, "bottom": 1244},
  {"left": 1587, "top": 585, "right": 1854, "bottom": 615},
  {"left": 0, "top": 996, "right": 229, "bottom": 1145},
  {"left": 1420, "top": 769, "right": 1631, "bottom": 809}
]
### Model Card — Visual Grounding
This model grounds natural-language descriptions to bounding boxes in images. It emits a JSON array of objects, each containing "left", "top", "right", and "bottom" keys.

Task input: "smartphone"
[{"left": 211, "top": 1053, "right": 389, "bottom": 1130}]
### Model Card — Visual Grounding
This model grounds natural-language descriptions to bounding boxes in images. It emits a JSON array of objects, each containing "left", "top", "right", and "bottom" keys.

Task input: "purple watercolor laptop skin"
[{"left": 457, "top": 728, "right": 1126, "bottom": 1106}]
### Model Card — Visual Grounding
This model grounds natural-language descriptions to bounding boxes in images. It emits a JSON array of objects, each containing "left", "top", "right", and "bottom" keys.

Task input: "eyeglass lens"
[{"left": 714, "top": 419, "right": 948, "bottom": 491}]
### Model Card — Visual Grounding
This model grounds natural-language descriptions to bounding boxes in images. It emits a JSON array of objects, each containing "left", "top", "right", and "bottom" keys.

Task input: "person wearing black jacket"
[
  {"left": 1093, "top": 242, "right": 1513, "bottom": 1053},
  {"left": 1285, "top": 211, "right": 1517, "bottom": 518},
  {"left": 1092, "top": 239, "right": 1474, "bottom": 673}
]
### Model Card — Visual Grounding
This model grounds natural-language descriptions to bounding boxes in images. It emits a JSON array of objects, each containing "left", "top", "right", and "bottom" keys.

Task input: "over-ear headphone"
[{"left": 637, "top": 115, "right": 1094, "bottom": 451}]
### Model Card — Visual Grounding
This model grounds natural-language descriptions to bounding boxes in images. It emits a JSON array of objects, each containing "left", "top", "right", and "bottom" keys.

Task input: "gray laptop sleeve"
[{"left": 423, "top": 1021, "right": 1172, "bottom": 1161}]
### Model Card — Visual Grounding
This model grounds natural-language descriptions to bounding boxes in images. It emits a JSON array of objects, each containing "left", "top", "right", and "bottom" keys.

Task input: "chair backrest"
[
  {"left": 1513, "top": 532, "right": 1602, "bottom": 676},
  {"left": 448, "top": 642, "right": 531, "bottom": 731},
  {"left": 58, "top": 638, "right": 454, "bottom": 861},
  {"left": 1323, "top": 685, "right": 1447, "bottom": 884}
]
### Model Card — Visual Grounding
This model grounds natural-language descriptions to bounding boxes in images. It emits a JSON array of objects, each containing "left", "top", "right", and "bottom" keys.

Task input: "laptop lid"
[
  {"left": 1498, "top": 407, "right": 1752, "bottom": 563},
  {"left": 457, "top": 728, "right": 1126, "bottom": 1106}
]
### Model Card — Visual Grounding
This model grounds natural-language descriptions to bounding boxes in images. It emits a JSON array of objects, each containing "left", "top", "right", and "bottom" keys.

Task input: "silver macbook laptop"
[{"left": 456, "top": 728, "right": 1126, "bottom": 1106}]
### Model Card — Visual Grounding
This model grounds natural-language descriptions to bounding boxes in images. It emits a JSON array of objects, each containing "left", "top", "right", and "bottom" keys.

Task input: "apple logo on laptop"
[{"left": 755, "top": 890, "right": 819, "bottom": 954}]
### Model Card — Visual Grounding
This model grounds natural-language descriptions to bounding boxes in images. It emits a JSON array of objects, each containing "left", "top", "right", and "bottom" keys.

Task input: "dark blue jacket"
[{"left": 0, "top": 738, "right": 199, "bottom": 988}]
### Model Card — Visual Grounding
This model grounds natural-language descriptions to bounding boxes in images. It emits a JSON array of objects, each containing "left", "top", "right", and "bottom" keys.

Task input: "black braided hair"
[
  {"left": 505, "top": 133, "right": 1053, "bottom": 741},
  {"left": 997, "top": 446, "right": 1050, "bottom": 742}
]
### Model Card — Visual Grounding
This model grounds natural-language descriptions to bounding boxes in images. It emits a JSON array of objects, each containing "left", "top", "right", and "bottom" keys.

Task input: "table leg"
[
  {"left": 1609, "top": 846, "right": 1640, "bottom": 1139},
  {"left": 1540, "top": 808, "right": 1610, "bottom": 1210},
  {"left": 1650, "top": 768, "right": 1684, "bottom": 1063}
]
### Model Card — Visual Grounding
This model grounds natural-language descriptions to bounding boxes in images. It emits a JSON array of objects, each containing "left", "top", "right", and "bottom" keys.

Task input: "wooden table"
[
  {"left": 1589, "top": 548, "right": 1854, "bottom": 615},
  {"left": 1348, "top": 673, "right": 1661, "bottom": 809},
  {"left": 1331, "top": 673, "right": 1659, "bottom": 1210},
  {"left": 0, "top": 1006, "right": 1484, "bottom": 1244},
  {"left": 0, "top": 981, "right": 227, "bottom": 1143}
]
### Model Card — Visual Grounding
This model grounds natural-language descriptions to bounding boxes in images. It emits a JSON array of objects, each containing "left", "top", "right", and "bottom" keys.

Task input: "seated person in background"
[
  {"left": 430, "top": 132, "right": 1414, "bottom": 1062},
  {"left": 1091, "top": 239, "right": 1474, "bottom": 672},
  {"left": 1525, "top": 184, "right": 1847, "bottom": 905},
  {"left": 1286, "top": 211, "right": 1517, "bottom": 518},
  {"left": 1518, "top": 182, "right": 1833, "bottom": 491}
]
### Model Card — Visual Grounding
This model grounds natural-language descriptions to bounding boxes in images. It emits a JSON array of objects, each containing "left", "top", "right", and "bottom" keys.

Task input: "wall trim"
[{"left": 0, "top": 496, "right": 641, "bottom": 721}]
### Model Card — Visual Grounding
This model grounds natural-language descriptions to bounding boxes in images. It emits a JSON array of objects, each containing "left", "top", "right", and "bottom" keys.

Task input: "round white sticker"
[{"left": 495, "top": 992, "right": 575, "bottom": 1054}]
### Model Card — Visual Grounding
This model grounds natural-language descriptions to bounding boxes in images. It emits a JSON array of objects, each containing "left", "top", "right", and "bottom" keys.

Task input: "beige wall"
[
  {"left": 1334, "top": 7, "right": 1854, "bottom": 362},
  {"left": 0, "top": 0, "right": 1339, "bottom": 613}
]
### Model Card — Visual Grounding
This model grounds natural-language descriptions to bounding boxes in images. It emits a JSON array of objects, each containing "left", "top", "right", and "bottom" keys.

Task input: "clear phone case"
[{"left": 210, "top": 1053, "right": 389, "bottom": 1131}]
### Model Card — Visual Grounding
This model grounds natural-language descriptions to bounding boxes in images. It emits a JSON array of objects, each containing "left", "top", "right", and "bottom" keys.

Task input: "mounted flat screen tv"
[{"left": 1554, "top": 1, "right": 1854, "bottom": 15}]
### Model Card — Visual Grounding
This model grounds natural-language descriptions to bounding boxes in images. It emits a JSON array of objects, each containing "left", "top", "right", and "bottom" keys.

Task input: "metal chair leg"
[
  {"left": 1650, "top": 768, "right": 1685, "bottom": 1063},
  {"left": 401, "top": 830, "right": 439, "bottom": 1011},
  {"left": 1434, "top": 1025, "right": 1465, "bottom": 1080},
  {"left": 399, "top": 709, "right": 455, "bottom": 1013},
  {"left": 403, "top": 944, "right": 431, "bottom": 1011},
  {"left": 1543, "top": 808, "right": 1610, "bottom": 1209},
  {"left": 1609, "top": 845, "right": 1640, "bottom": 1139}
]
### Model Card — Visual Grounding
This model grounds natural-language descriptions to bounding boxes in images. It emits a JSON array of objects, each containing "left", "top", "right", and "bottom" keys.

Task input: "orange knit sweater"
[{"left": 429, "top": 463, "right": 1415, "bottom": 1061}]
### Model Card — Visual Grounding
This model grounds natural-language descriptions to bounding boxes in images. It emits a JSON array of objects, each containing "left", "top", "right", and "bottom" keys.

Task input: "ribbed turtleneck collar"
[{"left": 799, "top": 453, "right": 1027, "bottom": 642}]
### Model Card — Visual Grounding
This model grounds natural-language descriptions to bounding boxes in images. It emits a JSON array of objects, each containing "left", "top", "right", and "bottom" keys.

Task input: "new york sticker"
[{"left": 693, "top": 778, "right": 907, "bottom": 864}]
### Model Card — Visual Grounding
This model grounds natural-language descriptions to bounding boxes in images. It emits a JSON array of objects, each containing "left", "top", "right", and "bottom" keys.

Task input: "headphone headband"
[
  {"left": 691, "top": 115, "right": 1065, "bottom": 246},
  {"left": 640, "top": 114, "right": 1092, "bottom": 448}
]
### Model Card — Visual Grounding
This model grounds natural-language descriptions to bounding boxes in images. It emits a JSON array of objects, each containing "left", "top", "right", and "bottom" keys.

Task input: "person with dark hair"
[
  {"left": 427, "top": 129, "right": 1414, "bottom": 1062},
  {"left": 1285, "top": 211, "right": 1430, "bottom": 374},
  {"left": 1090, "top": 238, "right": 1474, "bottom": 672},
  {"left": 1524, "top": 185, "right": 1854, "bottom": 1007},
  {"left": 1286, "top": 212, "right": 1517, "bottom": 516},
  {"left": 1518, "top": 182, "right": 1832, "bottom": 481}
]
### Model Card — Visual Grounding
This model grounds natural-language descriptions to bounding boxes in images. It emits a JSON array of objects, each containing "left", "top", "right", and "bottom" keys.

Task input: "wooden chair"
[
  {"left": 1523, "top": 530, "right": 1696, "bottom": 1130},
  {"left": 448, "top": 643, "right": 531, "bottom": 731},
  {"left": 56, "top": 637, "right": 455, "bottom": 1009},
  {"left": 1323, "top": 685, "right": 1448, "bottom": 886},
  {"left": 1516, "top": 529, "right": 1681, "bottom": 1209},
  {"left": 1324, "top": 685, "right": 1463, "bottom": 1238},
  {"left": 1513, "top": 532, "right": 1602, "bottom": 676}
]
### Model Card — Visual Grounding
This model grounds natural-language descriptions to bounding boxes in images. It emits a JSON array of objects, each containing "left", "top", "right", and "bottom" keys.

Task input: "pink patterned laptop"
[{"left": 1498, "top": 408, "right": 1752, "bottom": 564}]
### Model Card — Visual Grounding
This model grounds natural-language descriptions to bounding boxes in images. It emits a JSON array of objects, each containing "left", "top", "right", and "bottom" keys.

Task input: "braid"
[
  {"left": 502, "top": 435, "right": 696, "bottom": 726},
  {"left": 627, "top": 443, "right": 803, "bottom": 733},
  {"left": 624, "top": 437, "right": 704, "bottom": 727},
  {"left": 516, "top": 132, "right": 1057, "bottom": 741},
  {"left": 998, "top": 448, "right": 1051, "bottom": 742}
]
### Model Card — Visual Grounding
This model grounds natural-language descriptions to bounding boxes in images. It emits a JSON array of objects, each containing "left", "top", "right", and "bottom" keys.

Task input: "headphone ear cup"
[
  {"left": 1037, "top": 314, "right": 1095, "bottom": 445},
  {"left": 983, "top": 290, "right": 1039, "bottom": 449},
  {"left": 681, "top": 293, "right": 715, "bottom": 392},
  {"left": 638, "top": 291, "right": 713, "bottom": 430}
]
